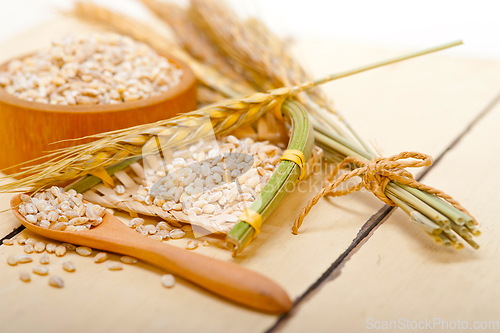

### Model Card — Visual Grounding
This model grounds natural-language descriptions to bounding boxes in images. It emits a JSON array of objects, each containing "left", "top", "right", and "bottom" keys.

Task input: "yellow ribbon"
[
  {"left": 89, "top": 167, "right": 115, "bottom": 188},
  {"left": 238, "top": 209, "right": 263, "bottom": 240},
  {"left": 280, "top": 149, "right": 306, "bottom": 180}
]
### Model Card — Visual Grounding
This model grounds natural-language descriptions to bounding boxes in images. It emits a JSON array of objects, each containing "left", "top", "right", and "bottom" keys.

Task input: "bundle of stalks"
[
  {"left": 4, "top": 1, "right": 479, "bottom": 255},
  {"left": 0, "top": 44, "right": 477, "bottom": 255},
  {"left": 137, "top": 0, "right": 479, "bottom": 254}
]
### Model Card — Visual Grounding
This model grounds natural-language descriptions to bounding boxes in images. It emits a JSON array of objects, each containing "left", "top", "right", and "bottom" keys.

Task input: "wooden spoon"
[{"left": 10, "top": 194, "right": 292, "bottom": 314}]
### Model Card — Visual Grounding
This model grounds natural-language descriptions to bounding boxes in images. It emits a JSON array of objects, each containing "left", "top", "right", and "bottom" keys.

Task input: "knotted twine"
[{"left": 292, "top": 151, "right": 476, "bottom": 234}]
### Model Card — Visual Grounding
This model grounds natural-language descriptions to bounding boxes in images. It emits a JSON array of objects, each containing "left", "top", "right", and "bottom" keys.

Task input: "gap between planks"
[
  {"left": 266, "top": 89, "right": 500, "bottom": 333},
  {"left": 0, "top": 225, "right": 25, "bottom": 245}
]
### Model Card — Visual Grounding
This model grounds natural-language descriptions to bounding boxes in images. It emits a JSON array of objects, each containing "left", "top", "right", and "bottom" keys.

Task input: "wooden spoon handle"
[
  {"left": 113, "top": 234, "right": 292, "bottom": 313},
  {"left": 10, "top": 194, "right": 291, "bottom": 313}
]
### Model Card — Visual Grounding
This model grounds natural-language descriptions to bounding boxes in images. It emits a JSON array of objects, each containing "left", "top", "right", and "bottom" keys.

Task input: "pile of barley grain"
[
  {"left": 127, "top": 135, "right": 283, "bottom": 227},
  {"left": 17, "top": 187, "right": 106, "bottom": 231},
  {"left": 0, "top": 32, "right": 183, "bottom": 105},
  {"left": 4, "top": 234, "right": 176, "bottom": 288}
]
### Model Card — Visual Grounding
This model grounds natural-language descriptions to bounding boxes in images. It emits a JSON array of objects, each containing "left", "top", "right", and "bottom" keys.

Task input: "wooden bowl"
[{"left": 0, "top": 54, "right": 197, "bottom": 174}]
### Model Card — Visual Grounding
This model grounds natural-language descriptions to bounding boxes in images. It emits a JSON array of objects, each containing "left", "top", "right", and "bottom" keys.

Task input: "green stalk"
[
  {"left": 386, "top": 191, "right": 442, "bottom": 235},
  {"left": 437, "top": 233, "right": 453, "bottom": 247},
  {"left": 396, "top": 183, "right": 472, "bottom": 226},
  {"left": 386, "top": 184, "right": 450, "bottom": 228},
  {"left": 226, "top": 99, "right": 314, "bottom": 255},
  {"left": 311, "top": 117, "right": 370, "bottom": 159},
  {"left": 306, "top": 96, "right": 480, "bottom": 248},
  {"left": 308, "top": 40, "right": 463, "bottom": 88},
  {"left": 317, "top": 145, "right": 346, "bottom": 164},
  {"left": 314, "top": 131, "right": 365, "bottom": 160}
]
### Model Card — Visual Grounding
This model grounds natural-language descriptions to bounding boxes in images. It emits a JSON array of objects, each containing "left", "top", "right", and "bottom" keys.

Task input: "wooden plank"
[
  {"left": 0, "top": 17, "right": 500, "bottom": 332},
  {"left": 278, "top": 99, "right": 500, "bottom": 332},
  {"left": 0, "top": 176, "right": 20, "bottom": 237}
]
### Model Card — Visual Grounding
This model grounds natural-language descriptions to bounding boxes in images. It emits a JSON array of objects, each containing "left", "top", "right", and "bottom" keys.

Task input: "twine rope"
[{"left": 292, "top": 151, "right": 476, "bottom": 234}]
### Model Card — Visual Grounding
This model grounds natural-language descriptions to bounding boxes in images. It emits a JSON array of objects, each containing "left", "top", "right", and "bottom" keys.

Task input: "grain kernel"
[
  {"left": 25, "top": 215, "right": 37, "bottom": 224},
  {"left": 114, "top": 185, "right": 126, "bottom": 195},
  {"left": 50, "top": 222, "right": 68, "bottom": 231},
  {"left": 156, "top": 221, "right": 172, "bottom": 231},
  {"left": 24, "top": 244, "right": 34, "bottom": 254},
  {"left": 49, "top": 276, "right": 64, "bottom": 288},
  {"left": 132, "top": 195, "right": 145, "bottom": 203},
  {"left": 69, "top": 217, "right": 89, "bottom": 226},
  {"left": 94, "top": 252, "right": 108, "bottom": 263},
  {"left": 207, "top": 192, "right": 222, "bottom": 203},
  {"left": 47, "top": 211, "right": 59, "bottom": 222},
  {"left": 149, "top": 235, "right": 163, "bottom": 241},
  {"left": 25, "top": 203, "right": 37, "bottom": 214},
  {"left": 18, "top": 255, "right": 33, "bottom": 263},
  {"left": 33, "top": 265, "right": 49, "bottom": 275},
  {"left": 65, "top": 225, "right": 77, "bottom": 232},
  {"left": 34, "top": 242, "right": 46, "bottom": 253},
  {"left": 144, "top": 224, "right": 157, "bottom": 235},
  {"left": 185, "top": 240, "right": 198, "bottom": 250},
  {"left": 120, "top": 256, "right": 138, "bottom": 264},
  {"left": 157, "top": 230, "right": 170, "bottom": 240},
  {"left": 189, "top": 207, "right": 202, "bottom": 215},
  {"left": 39, "top": 220, "right": 51, "bottom": 229},
  {"left": 193, "top": 199, "right": 208, "bottom": 208},
  {"left": 107, "top": 262, "right": 123, "bottom": 270},
  {"left": 75, "top": 226, "right": 88, "bottom": 231},
  {"left": 2, "top": 239, "right": 13, "bottom": 245},
  {"left": 20, "top": 194, "right": 32, "bottom": 203},
  {"left": 202, "top": 204, "right": 215, "bottom": 214},
  {"left": 76, "top": 246, "right": 92, "bottom": 256},
  {"left": 19, "top": 271, "right": 31, "bottom": 282},
  {"left": 58, "top": 215, "right": 69, "bottom": 223},
  {"left": 129, "top": 217, "right": 144, "bottom": 228},
  {"left": 55, "top": 245, "right": 67, "bottom": 257},
  {"left": 7, "top": 255, "right": 18, "bottom": 266},
  {"left": 62, "top": 243, "right": 76, "bottom": 251},
  {"left": 245, "top": 176, "right": 260, "bottom": 188},
  {"left": 181, "top": 225, "right": 192, "bottom": 232},
  {"left": 17, "top": 234, "right": 28, "bottom": 245},
  {"left": 169, "top": 229, "right": 185, "bottom": 239},
  {"left": 40, "top": 253, "right": 50, "bottom": 265},
  {"left": 91, "top": 217, "right": 103, "bottom": 227},
  {"left": 26, "top": 238, "right": 37, "bottom": 247},
  {"left": 46, "top": 243, "right": 57, "bottom": 253},
  {"left": 161, "top": 274, "right": 175, "bottom": 288},
  {"left": 62, "top": 261, "right": 76, "bottom": 272}
]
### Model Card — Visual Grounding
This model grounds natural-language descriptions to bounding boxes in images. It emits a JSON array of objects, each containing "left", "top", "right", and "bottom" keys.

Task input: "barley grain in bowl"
[
  {"left": 0, "top": 32, "right": 196, "bottom": 174},
  {"left": 0, "top": 32, "right": 183, "bottom": 105}
]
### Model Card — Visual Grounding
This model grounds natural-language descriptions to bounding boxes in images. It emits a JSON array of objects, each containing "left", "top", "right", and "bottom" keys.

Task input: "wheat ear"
[{"left": 140, "top": 0, "right": 250, "bottom": 88}]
